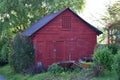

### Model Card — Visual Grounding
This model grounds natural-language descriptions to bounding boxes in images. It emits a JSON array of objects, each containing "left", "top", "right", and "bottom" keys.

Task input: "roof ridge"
[
  {"left": 22, "top": 8, "right": 102, "bottom": 36},
  {"left": 22, "top": 8, "right": 65, "bottom": 36}
]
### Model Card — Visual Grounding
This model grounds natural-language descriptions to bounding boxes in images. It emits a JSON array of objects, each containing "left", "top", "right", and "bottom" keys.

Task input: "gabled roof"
[{"left": 22, "top": 8, "right": 102, "bottom": 36}]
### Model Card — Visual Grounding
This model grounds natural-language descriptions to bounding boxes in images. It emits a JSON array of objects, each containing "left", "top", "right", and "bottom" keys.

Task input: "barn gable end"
[
  {"left": 22, "top": 8, "right": 102, "bottom": 67},
  {"left": 22, "top": 8, "right": 102, "bottom": 37}
]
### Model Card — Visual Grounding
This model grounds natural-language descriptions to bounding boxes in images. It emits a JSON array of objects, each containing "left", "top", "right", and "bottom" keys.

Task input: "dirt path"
[{"left": 0, "top": 75, "right": 5, "bottom": 80}]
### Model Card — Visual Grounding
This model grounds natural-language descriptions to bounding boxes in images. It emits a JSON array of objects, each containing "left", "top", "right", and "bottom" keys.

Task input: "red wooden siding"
[{"left": 32, "top": 9, "right": 97, "bottom": 67}]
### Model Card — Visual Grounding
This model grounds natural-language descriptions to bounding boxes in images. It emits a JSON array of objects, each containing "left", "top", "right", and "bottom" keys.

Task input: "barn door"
[
  {"left": 66, "top": 41, "right": 77, "bottom": 60},
  {"left": 45, "top": 41, "right": 65, "bottom": 65},
  {"left": 54, "top": 41, "right": 65, "bottom": 62},
  {"left": 46, "top": 41, "right": 54, "bottom": 66}
]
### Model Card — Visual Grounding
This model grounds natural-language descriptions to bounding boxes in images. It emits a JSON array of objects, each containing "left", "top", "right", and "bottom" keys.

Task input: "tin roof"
[{"left": 22, "top": 8, "right": 102, "bottom": 36}]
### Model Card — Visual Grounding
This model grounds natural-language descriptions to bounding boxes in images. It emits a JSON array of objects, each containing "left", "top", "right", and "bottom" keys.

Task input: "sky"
[{"left": 80, "top": 0, "right": 119, "bottom": 28}]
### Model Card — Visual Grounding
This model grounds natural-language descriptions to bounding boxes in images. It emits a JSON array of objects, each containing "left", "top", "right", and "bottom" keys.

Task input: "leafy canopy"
[
  {"left": 103, "top": 1, "right": 120, "bottom": 43},
  {"left": 0, "top": 0, "right": 85, "bottom": 33}
]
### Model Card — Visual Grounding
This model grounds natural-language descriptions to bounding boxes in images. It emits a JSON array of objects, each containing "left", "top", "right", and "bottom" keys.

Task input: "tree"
[
  {"left": 44, "top": 0, "right": 85, "bottom": 13},
  {"left": 0, "top": 29, "right": 12, "bottom": 63},
  {"left": 93, "top": 47, "right": 113, "bottom": 70},
  {"left": 0, "top": 0, "right": 85, "bottom": 33},
  {"left": 103, "top": 1, "right": 120, "bottom": 43},
  {"left": 0, "top": 0, "right": 85, "bottom": 63},
  {"left": 10, "top": 33, "right": 35, "bottom": 73}
]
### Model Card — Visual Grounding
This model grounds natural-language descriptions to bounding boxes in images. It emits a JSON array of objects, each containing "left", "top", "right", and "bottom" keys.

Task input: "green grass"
[
  {"left": 0, "top": 65, "right": 88, "bottom": 80},
  {"left": 0, "top": 65, "right": 50, "bottom": 80},
  {"left": 0, "top": 65, "right": 29, "bottom": 80},
  {"left": 91, "top": 70, "right": 117, "bottom": 80},
  {"left": 0, "top": 65, "right": 117, "bottom": 80}
]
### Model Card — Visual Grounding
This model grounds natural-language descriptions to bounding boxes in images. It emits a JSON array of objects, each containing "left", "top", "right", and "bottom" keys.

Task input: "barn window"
[{"left": 62, "top": 16, "right": 71, "bottom": 30}]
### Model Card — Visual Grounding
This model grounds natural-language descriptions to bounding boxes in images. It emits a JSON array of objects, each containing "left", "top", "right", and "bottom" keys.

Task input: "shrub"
[
  {"left": 0, "top": 34, "right": 10, "bottom": 65},
  {"left": 48, "top": 64, "right": 64, "bottom": 74},
  {"left": 0, "top": 44, "right": 9, "bottom": 63},
  {"left": 93, "top": 63, "right": 105, "bottom": 77},
  {"left": 112, "top": 50, "right": 120, "bottom": 80},
  {"left": 9, "top": 33, "right": 35, "bottom": 73},
  {"left": 93, "top": 47, "right": 113, "bottom": 70},
  {"left": 107, "top": 44, "right": 119, "bottom": 55}
]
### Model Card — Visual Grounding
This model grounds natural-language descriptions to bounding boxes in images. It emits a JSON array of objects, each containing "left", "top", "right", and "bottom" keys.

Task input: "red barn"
[{"left": 22, "top": 8, "right": 102, "bottom": 68}]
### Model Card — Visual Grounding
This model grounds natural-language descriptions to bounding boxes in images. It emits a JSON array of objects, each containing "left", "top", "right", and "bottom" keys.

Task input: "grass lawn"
[
  {"left": 91, "top": 70, "right": 117, "bottom": 80},
  {"left": 0, "top": 65, "right": 89, "bottom": 80},
  {"left": 0, "top": 65, "right": 117, "bottom": 80}
]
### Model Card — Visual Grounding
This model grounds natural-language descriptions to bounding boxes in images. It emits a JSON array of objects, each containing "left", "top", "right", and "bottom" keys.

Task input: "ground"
[{"left": 0, "top": 65, "right": 117, "bottom": 80}]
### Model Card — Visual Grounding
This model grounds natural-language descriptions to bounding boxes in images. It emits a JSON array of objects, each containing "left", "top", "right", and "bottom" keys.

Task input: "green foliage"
[
  {"left": 0, "top": 65, "right": 30, "bottom": 80},
  {"left": 9, "top": 33, "right": 35, "bottom": 73},
  {"left": 93, "top": 63, "right": 105, "bottom": 77},
  {"left": 92, "top": 71, "right": 117, "bottom": 80},
  {"left": 0, "top": 65, "right": 91, "bottom": 80},
  {"left": 103, "top": 1, "right": 120, "bottom": 43},
  {"left": 0, "top": 31, "right": 11, "bottom": 63},
  {"left": 0, "top": 44, "right": 8, "bottom": 62},
  {"left": 0, "top": 0, "right": 85, "bottom": 33},
  {"left": 48, "top": 64, "right": 64, "bottom": 74},
  {"left": 93, "top": 47, "right": 113, "bottom": 70},
  {"left": 0, "top": 0, "right": 46, "bottom": 33},
  {"left": 112, "top": 50, "right": 120, "bottom": 80},
  {"left": 45, "top": 0, "right": 85, "bottom": 13},
  {"left": 97, "top": 28, "right": 106, "bottom": 44},
  {"left": 107, "top": 44, "right": 119, "bottom": 54},
  {"left": 0, "top": 65, "right": 117, "bottom": 80}
]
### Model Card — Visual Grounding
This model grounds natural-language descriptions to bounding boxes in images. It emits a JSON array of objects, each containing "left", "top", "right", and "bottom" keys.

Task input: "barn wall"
[{"left": 32, "top": 10, "right": 97, "bottom": 67}]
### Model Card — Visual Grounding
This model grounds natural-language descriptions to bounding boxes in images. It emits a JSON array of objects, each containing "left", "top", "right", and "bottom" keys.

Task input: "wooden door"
[
  {"left": 66, "top": 41, "right": 78, "bottom": 60},
  {"left": 45, "top": 41, "right": 65, "bottom": 65},
  {"left": 46, "top": 41, "right": 54, "bottom": 66},
  {"left": 54, "top": 41, "right": 65, "bottom": 62}
]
